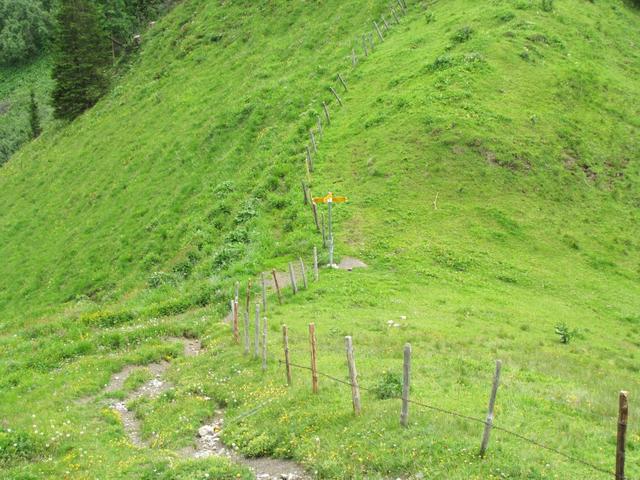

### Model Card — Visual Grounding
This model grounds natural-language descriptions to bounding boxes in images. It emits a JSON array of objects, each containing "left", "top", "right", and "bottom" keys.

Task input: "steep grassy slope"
[{"left": 0, "top": 0, "right": 639, "bottom": 479}]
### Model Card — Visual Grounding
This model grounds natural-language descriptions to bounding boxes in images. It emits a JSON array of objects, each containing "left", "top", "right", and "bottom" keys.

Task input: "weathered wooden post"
[
  {"left": 306, "top": 146, "right": 314, "bottom": 173},
  {"left": 313, "top": 246, "right": 319, "bottom": 281},
  {"left": 374, "top": 21, "right": 384, "bottom": 42},
  {"left": 321, "top": 213, "right": 327, "bottom": 248},
  {"left": 391, "top": 7, "right": 400, "bottom": 24},
  {"left": 271, "top": 269, "right": 282, "bottom": 304},
  {"left": 243, "top": 309, "right": 250, "bottom": 355},
  {"left": 616, "top": 391, "right": 629, "bottom": 480},
  {"left": 288, "top": 262, "right": 298, "bottom": 294},
  {"left": 337, "top": 73, "right": 348, "bottom": 92},
  {"left": 233, "top": 299, "right": 239, "bottom": 343},
  {"left": 229, "top": 299, "right": 234, "bottom": 324},
  {"left": 309, "top": 323, "right": 319, "bottom": 393},
  {"left": 261, "top": 272, "right": 267, "bottom": 313},
  {"left": 262, "top": 316, "right": 268, "bottom": 371},
  {"left": 310, "top": 129, "right": 318, "bottom": 154},
  {"left": 299, "top": 257, "right": 308, "bottom": 289},
  {"left": 301, "top": 180, "right": 309, "bottom": 205},
  {"left": 253, "top": 303, "right": 260, "bottom": 358},
  {"left": 400, "top": 343, "right": 411, "bottom": 427},
  {"left": 362, "top": 34, "right": 368, "bottom": 57},
  {"left": 351, "top": 48, "right": 357, "bottom": 67},
  {"left": 245, "top": 279, "right": 252, "bottom": 313},
  {"left": 479, "top": 360, "right": 502, "bottom": 457},
  {"left": 381, "top": 16, "right": 390, "bottom": 31},
  {"left": 329, "top": 87, "right": 343, "bottom": 107},
  {"left": 345, "top": 336, "right": 361, "bottom": 415},
  {"left": 234, "top": 281, "right": 239, "bottom": 303},
  {"left": 311, "top": 201, "right": 320, "bottom": 231},
  {"left": 282, "top": 325, "right": 292, "bottom": 386},
  {"left": 397, "top": 0, "right": 406, "bottom": 13},
  {"left": 317, "top": 115, "right": 323, "bottom": 138},
  {"left": 322, "top": 101, "right": 330, "bottom": 125}
]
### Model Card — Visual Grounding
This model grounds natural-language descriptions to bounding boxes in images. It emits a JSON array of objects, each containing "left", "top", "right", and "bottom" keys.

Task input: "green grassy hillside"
[{"left": 0, "top": 0, "right": 639, "bottom": 479}]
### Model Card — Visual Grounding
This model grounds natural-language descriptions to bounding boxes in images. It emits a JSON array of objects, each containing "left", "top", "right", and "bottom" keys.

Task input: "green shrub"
[
  {"left": 81, "top": 309, "right": 135, "bottom": 327},
  {"left": 555, "top": 323, "right": 579, "bottom": 344},
  {"left": 541, "top": 0, "right": 554, "bottom": 12},
  {"left": 148, "top": 271, "right": 176, "bottom": 288},
  {"left": 372, "top": 371, "right": 403, "bottom": 399},
  {"left": 452, "top": 26, "right": 473, "bottom": 43}
]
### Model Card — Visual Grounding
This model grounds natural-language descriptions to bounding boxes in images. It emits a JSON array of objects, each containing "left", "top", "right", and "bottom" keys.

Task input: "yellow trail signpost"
[{"left": 312, "top": 192, "right": 348, "bottom": 267}]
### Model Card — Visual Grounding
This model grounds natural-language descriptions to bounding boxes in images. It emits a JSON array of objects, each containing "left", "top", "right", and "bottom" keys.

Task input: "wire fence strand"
[{"left": 280, "top": 359, "right": 629, "bottom": 479}]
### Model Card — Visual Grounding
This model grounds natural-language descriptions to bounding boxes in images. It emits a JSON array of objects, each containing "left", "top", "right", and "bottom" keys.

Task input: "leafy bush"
[
  {"left": 452, "top": 26, "right": 473, "bottom": 43},
  {"left": 372, "top": 371, "right": 403, "bottom": 399},
  {"left": 0, "top": 0, "right": 53, "bottom": 65},
  {"left": 541, "top": 0, "right": 554, "bottom": 12},
  {"left": 147, "top": 271, "right": 176, "bottom": 288},
  {"left": 555, "top": 323, "right": 579, "bottom": 344}
]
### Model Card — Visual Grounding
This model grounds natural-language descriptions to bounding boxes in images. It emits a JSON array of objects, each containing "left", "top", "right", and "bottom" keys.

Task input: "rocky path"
[{"left": 101, "top": 337, "right": 309, "bottom": 480}]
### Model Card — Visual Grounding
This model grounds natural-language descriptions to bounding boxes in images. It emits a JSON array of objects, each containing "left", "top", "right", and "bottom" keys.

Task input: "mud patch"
[{"left": 337, "top": 257, "right": 368, "bottom": 271}]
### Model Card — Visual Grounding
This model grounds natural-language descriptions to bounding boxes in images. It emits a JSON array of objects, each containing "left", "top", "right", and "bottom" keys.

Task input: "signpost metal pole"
[{"left": 328, "top": 196, "right": 334, "bottom": 267}]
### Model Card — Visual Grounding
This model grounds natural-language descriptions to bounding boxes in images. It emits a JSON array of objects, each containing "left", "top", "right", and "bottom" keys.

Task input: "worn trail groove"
[{"left": 99, "top": 337, "right": 309, "bottom": 480}]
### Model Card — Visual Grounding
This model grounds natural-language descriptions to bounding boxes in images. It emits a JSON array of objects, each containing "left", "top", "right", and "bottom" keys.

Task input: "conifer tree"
[
  {"left": 52, "top": 0, "right": 110, "bottom": 121},
  {"left": 29, "top": 90, "right": 42, "bottom": 139}
]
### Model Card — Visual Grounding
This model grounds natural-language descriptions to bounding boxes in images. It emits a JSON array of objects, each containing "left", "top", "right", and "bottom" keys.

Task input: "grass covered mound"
[{"left": 0, "top": 0, "right": 639, "bottom": 478}]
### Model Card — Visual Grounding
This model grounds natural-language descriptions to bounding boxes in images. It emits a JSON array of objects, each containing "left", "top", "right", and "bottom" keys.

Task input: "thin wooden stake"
[
  {"left": 313, "top": 246, "right": 319, "bottom": 281},
  {"left": 345, "top": 336, "right": 361, "bottom": 416},
  {"left": 271, "top": 269, "right": 282, "bottom": 304},
  {"left": 369, "top": 32, "right": 375, "bottom": 52},
  {"left": 261, "top": 316, "right": 268, "bottom": 371},
  {"left": 310, "top": 129, "right": 318, "bottom": 154},
  {"left": 229, "top": 299, "right": 234, "bottom": 324},
  {"left": 374, "top": 21, "right": 384, "bottom": 42},
  {"left": 232, "top": 300, "right": 239, "bottom": 343},
  {"left": 299, "top": 257, "right": 308, "bottom": 289},
  {"left": 616, "top": 391, "right": 629, "bottom": 480},
  {"left": 351, "top": 48, "right": 357, "bottom": 67},
  {"left": 329, "top": 87, "right": 343, "bottom": 107},
  {"left": 309, "top": 323, "right": 319, "bottom": 393},
  {"left": 261, "top": 272, "right": 267, "bottom": 313},
  {"left": 397, "top": 0, "right": 406, "bottom": 13},
  {"left": 243, "top": 309, "right": 250, "bottom": 355},
  {"left": 362, "top": 34, "right": 368, "bottom": 57},
  {"left": 283, "top": 325, "right": 292, "bottom": 386},
  {"left": 317, "top": 115, "right": 323, "bottom": 138},
  {"left": 301, "top": 180, "right": 309, "bottom": 205},
  {"left": 382, "top": 16, "right": 390, "bottom": 31},
  {"left": 337, "top": 73, "right": 348, "bottom": 92},
  {"left": 322, "top": 101, "right": 330, "bottom": 125},
  {"left": 400, "top": 343, "right": 411, "bottom": 427},
  {"left": 479, "top": 360, "right": 502, "bottom": 457},
  {"left": 306, "top": 146, "right": 314, "bottom": 173},
  {"left": 254, "top": 302, "right": 260, "bottom": 358},
  {"left": 311, "top": 201, "right": 320, "bottom": 232},
  {"left": 288, "top": 262, "right": 298, "bottom": 294},
  {"left": 391, "top": 7, "right": 400, "bottom": 24},
  {"left": 234, "top": 281, "right": 239, "bottom": 303}
]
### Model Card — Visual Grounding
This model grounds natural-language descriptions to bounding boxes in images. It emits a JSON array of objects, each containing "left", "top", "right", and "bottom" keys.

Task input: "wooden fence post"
[
  {"left": 317, "top": 115, "right": 323, "bottom": 138},
  {"left": 243, "top": 309, "right": 250, "bottom": 355},
  {"left": 397, "top": 0, "right": 406, "bottom": 13},
  {"left": 381, "top": 15, "right": 390, "bottom": 31},
  {"left": 374, "top": 21, "right": 384, "bottom": 42},
  {"left": 362, "top": 33, "right": 368, "bottom": 57},
  {"left": 322, "top": 101, "right": 330, "bottom": 125},
  {"left": 345, "top": 336, "right": 361, "bottom": 415},
  {"left": 271, "top": 269, "right": 282, "bottom": 304},
  {"left": 310, "top": 129, "right": 318, "bottom": 154},
  {"left": 616, "top": 391, "right": 629, "bottom": 480},
  {"left": 351, "top": 48, "right": 357, "bottom": 67},
  {"left": 245, "top": 279, "right": 252, "bottom": 313},
  {"left": 309, "top": 323, "right": 319, "bottom": 393},
  {"left": 306, "top": 146, "right": 314, "bottom": 173},
  {"left": 391, "top": 7, "right": 400, "bottom": 24},
  {"left": 262, "top": 316, "right": 268, "bottom": 371},
  {"left": 253, "top": 303, "right": 260, "bottom": 358},
  {"left": 261, "top": 272, "right": 267, "bottom": 313},
  {"left": 311, "top": 201, "right": 320, "bottom": 231},
  {"left": 301, "top": 180, "right": 309, "bottom": 205},
  {"left": 229, "top": 299, "right": 234, "bottom": 324},
  {"left": 400, "top": 343, "right": 411, "bottom": 427},
  {"left": 233, "top": 299, "right": 239, "bottom": 343},
  {"left": 337, "top": 73, "right": 348, "bottom": 92},
  {"left": 288, "top": 262, "right": 298, "bottom": 294},
  {"left": 299, "top": 257, "right": 308, "bottom": 289},
  {"left": 283, "top": 325, "right": 292, "bottom": 386},
  {"left": 479, "top": 360, "right": 502, "bottom": 457},
  {"left": 313, "top": 246, "right": 319, "bottom": 281},
  {"left": 329, "top": 87, "right": 343, "bottom": 107}
]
